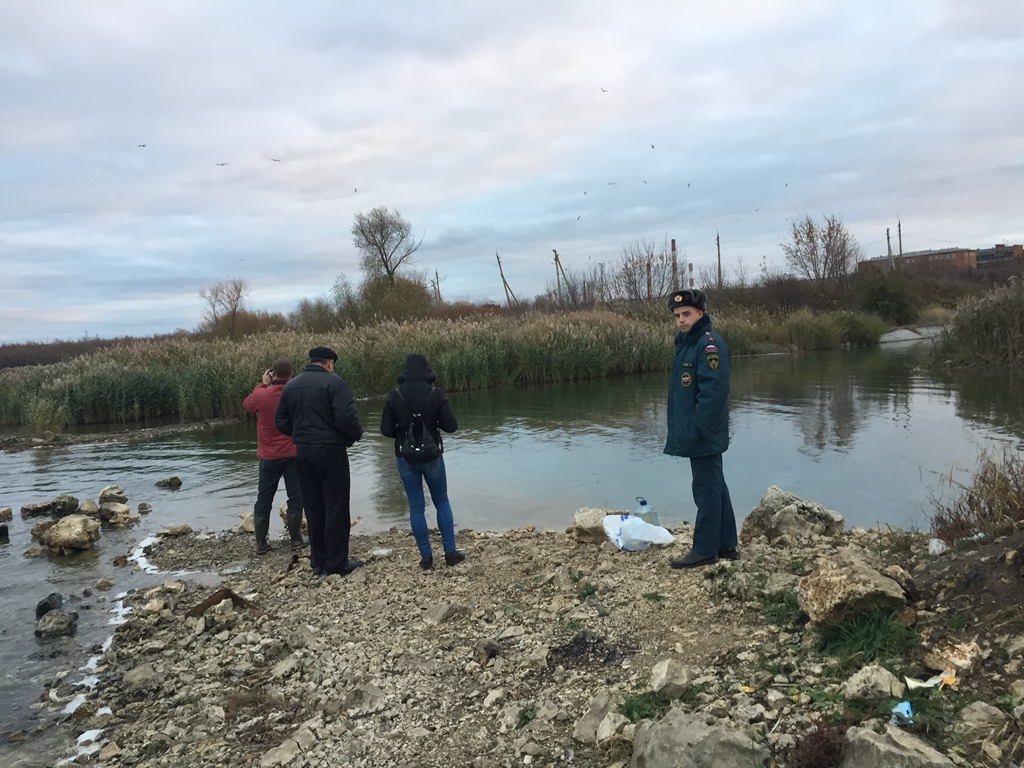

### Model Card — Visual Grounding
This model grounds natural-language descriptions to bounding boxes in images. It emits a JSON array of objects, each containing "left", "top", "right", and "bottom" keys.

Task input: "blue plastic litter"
[{"left": 890, "top": 700, "right": 914, "bottom": 726}]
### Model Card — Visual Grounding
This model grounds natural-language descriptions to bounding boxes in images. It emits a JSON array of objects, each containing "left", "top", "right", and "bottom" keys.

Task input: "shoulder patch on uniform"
[{"left": 704, "top": 344, "right": 718, "bottom": 353}]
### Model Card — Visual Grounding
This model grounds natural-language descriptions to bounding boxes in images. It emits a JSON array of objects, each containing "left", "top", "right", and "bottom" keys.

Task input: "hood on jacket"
[{"left": 397, "top": 353, "right": 437, "bottom": 385}]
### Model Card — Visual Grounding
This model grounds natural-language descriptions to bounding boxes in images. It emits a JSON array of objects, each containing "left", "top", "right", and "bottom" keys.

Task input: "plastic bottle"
[{"left": 633, "top": 496, "right": 658, "bottom": 526}]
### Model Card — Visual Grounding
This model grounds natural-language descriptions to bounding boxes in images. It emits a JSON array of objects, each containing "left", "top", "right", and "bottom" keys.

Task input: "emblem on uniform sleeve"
[
  {"left": 707, "top": 354, "right": 720, "bottom": 371},
  {"left": 680, "top": 372, "right": 693, "bottom": 387},
  {"left": 704, "top": 344, "right": 718, "bottom": 353}
]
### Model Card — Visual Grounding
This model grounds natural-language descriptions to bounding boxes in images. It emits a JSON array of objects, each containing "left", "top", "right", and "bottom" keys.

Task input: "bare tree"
[
  {"left": 351, "top": 206, "right": 422, "bottom": 284},
  {"left": 198, "top": 277, "right": 250, "bottom": 338},
  {"left": 781, "top": 214, "right": 861, "bottom": 287},
  {"left": 610, "top": 238, "right": 679, "bottom": 301}
]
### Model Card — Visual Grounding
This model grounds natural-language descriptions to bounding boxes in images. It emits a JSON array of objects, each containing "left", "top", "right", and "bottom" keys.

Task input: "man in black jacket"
[{"left": 275, "top": 346, "right": 364, "bottom": 577}]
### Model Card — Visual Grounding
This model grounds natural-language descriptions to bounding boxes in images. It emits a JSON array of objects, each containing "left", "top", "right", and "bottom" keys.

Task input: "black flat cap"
[{"left": 308, "top": 345, "right": 338, "bottom": 361}]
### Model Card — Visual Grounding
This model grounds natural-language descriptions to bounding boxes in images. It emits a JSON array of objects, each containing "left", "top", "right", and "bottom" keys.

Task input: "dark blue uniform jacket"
[{"left": 663, "top": 313, "right": 730, "bottom": 458}]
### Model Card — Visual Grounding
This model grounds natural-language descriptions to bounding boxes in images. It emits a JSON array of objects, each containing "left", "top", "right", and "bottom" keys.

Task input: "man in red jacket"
[{"left": 243, "top": 358, "right": 304, "bottom": 553}]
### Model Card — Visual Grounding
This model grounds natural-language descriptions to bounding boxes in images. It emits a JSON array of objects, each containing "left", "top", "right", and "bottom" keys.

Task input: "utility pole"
[
  {"left": 716, "top": 231, "right": 722, "bottom": 290},
  {"left": 431, "top": 269, "right": 442, "bottom": 305},
  {"left": 898, "top": 218, "right": 903, "bottom": 256},
  {"left": 552, "top": 249, "right": 571, "bottom": 304},
  {"left": 886, "top": 227, "right": 894, "bottom": 271},
  {"left": 495, "top": 250, "right": 518, "bottom": 308}
]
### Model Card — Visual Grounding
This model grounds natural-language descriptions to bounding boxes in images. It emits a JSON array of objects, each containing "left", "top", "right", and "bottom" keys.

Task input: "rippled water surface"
[{"left": 3, "top": 340, "right": 1024, "bottom": 747}]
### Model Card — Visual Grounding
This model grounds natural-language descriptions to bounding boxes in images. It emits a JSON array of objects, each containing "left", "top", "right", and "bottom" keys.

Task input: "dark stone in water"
[
  {"left": 155, "top": 476, "right": 182, "bottom": 489},
  {"left": 0, "top": 523, "right": 8, "bottom": 538},
  {"left": 35, "top": 592, "right": 62, "bottom": 619}
]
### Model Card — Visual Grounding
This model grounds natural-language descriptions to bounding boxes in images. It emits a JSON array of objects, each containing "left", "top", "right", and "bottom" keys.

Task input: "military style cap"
[{"left": 667, "top": 289, "right": 707, "bottom": 313}]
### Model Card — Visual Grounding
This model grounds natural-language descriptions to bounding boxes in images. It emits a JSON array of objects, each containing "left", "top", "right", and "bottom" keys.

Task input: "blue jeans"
[
  {"left": 689, "top": 453, "right": 738, "bottom": 558},
  {"left": 396, "top": 456, "right": 456, "bottom": 557},
  {"left": 254, "top": 457, "right": 302, "bottom": 542}
]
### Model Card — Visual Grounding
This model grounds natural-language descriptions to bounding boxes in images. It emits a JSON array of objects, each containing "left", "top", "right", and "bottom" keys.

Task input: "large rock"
[
  {"left": 740, "top": 486, "right": 845, "bottom": 543},
  {"left": 35, "top": 610, "right": 78, "bottom": 638},
  {"left": 0, "top": 507, "right": 12, "bottom": 522},
  {"left": 631, "top": 707, "right": 769, "bottom": 767},
  {"left": 651, "top": 659, "right": 692, "bottom": 699},
  {"left": 45, "top": 514, "right": 101, "bottom": 553},
  {"left": 572, "top": 508, "right": 611, "bottom": 544},
  {"left": 841, "top": 723, "right": 954, "bottom": 767},
  {"left": 78, "top": 499, "right": 100, "bottom": 517},
  {"left": 99, "top": 485, "right": 129, "bottom": 504},
  {"left": 799, "top": 551, "right": 906, "bottom": 625},
  {"left": 20, "top": 501, "right": 54, "bottom": 518},
  {"left": 51, "top": 494, "right": 79, "bottom": 517},
  {"left": 36, "top": 592, "right": 63, "bottom": 618},
  {"left": 841, "top": 664, "right": 904, "bottom": 700},
  {"left": 573, "top": 690, "right": 623, "bottom": 744},
  {"left": 100, "top": 502, "right": 139, "bottom": 529}
]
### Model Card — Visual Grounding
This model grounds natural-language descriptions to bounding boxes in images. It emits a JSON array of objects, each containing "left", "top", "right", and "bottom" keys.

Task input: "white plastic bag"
[{"left": 602, "top": 514, "right": 675, "bottom": 551}]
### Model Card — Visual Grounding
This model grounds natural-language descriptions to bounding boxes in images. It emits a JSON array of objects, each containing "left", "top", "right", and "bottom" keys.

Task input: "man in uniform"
[
  {"left": 663, "top": 288, "right": 738, "bottom": 568},
  {"left": 275, "top": 346, "right": 364, "bottom": 578}
]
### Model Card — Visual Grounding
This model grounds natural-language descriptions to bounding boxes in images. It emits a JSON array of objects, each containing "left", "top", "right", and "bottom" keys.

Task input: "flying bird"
[
  {"left": 643, "top": 180, "right": 648, "bottom": 184},
  {"left": 137, "top": 144, "right": 146, "bottom": 148},
  {"left": 755, "top": 208, "right": 760, "bottom": 212},
  {"left": 600, "top": 87, "right": 608, "bottom": 92},
  {"left": 687, "top": 182, "right": 690, "bottom": 188},
  {"left": 651, "top": 144, "right": 655, "bottom": 149},
  {"left": 270, "top": 158, "right": 281, "bottom": 162},
  {"left": 354, "top": 188, "right": 358, "bottom": 193},
  {"left": 608, "top": 181, "right": 616, "bottom": 185},
  {"left": 216, "top": 163, "right": 228, "bottom": 166},
  {"left": 577, "top": 215, "right": 581, "bottom": 220}
]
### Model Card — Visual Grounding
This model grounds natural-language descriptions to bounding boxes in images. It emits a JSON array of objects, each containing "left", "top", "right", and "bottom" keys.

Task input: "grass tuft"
[{"left": 816, "top": 609, "right": 918, "bottom": 674}]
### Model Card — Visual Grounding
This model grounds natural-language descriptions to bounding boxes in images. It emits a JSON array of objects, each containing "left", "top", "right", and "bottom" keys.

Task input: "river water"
[{"left": 2, "top": 339, "right": 1024, "bottom": 752}]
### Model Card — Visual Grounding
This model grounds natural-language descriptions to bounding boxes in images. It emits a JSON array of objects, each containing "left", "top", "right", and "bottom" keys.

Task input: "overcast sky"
[{"left": 2, "top": 1, "right": 1022, "bottom": 343}]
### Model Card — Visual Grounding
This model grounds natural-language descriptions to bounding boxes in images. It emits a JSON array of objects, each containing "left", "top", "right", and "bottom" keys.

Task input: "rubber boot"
[
  {"left": 255, "top": 509, "right": 271, "bottom": 554},
  {"left": 287, "top": 507, "right": 306, "bottom": 549}
]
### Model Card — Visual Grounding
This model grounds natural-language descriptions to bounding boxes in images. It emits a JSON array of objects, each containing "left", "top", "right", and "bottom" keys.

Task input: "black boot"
[
  {"left": 256, "top": 537, "right": 271, "bottom": 555},
  {"left": 287, "top": 507, "right": 306, "bottom": 549}
]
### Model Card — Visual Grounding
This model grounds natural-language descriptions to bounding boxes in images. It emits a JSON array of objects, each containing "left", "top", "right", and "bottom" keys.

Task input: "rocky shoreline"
[{"left": 12, "top": 488, "right": 1024, "bottom": 767}]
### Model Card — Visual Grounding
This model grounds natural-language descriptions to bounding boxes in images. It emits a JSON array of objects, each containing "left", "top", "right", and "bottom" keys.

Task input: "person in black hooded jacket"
[{"left": 380, "top": 353, "right": 465, "bottom": 570}]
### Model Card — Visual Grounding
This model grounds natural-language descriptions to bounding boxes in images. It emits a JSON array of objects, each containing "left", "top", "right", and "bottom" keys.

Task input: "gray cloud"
[{"left": 1, "top": 1, "right": 1022, "bottom": 342}]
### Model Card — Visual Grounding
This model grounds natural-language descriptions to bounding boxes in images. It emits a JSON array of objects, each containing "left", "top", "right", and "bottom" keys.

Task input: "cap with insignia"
[{"left": 667, "top": 289, "right": 707, "bottom": 312}]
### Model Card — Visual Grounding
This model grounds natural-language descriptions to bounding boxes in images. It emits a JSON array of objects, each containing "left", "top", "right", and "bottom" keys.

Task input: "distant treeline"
[{"left": 0, "top": 332, "right": 190, "bottom": 370}]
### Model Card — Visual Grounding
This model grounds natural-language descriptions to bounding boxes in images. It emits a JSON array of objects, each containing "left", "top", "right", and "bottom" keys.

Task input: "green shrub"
[
  {"left": 931, "top": 279, "right": 1024, "bottom": 367},
  {"left": 855, "top": 270, "right": 919, "bottom": 325},
  {"left": 781, "top": 311, "right": 842, "bottom": 351},
  {"left": 833, "top": 311, "right": 887, "bottom": 348}
]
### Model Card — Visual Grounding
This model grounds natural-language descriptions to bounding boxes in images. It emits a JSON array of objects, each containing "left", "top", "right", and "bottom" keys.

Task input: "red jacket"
[{"left": 242, "top": 382, "right": 296, "bottom": 460}]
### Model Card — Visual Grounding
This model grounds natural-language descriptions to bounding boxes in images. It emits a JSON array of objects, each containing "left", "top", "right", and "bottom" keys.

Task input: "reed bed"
[
  {"left": 0, "top": 308, "right": 888, "bottom": 431},
  {"left": 930, "top": 279, "right": 1024, "bottom": 367}
]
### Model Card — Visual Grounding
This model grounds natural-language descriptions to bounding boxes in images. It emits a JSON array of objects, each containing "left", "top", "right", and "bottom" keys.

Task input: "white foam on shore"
[
  {"left": 56, "top": 728, "right": 106, "bottom": 765},
  {"left": 130, "top": 535, "right": 159, "bottom": 573}
]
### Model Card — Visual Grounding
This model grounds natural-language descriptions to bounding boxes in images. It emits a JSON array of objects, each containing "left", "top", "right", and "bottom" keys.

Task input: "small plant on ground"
[
  {"left": 576, "top": 582, "right": 597, "bottom": 600},
  {"left": 619, "top": 692, "right": 673, "bottom": 723},
  {"left": 817, "top": 608, "right": 918, "bottom": 674},
  {"left": 945, "top": 614, "right": 968, "bottom": 631},
  {"left": 516, "top": 704, "right": 536, "bottom": 729},
  {"left": 760, "top": 590, "right": 805, "bottom": 627},
  {"left": 788, "top": 719, "right": 850, "bottom": 768}
]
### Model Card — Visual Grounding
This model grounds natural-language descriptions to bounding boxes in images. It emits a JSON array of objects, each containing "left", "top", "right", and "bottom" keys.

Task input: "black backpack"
[{"left": 396, "top": 387, "right": 440, "bottom": 463}]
